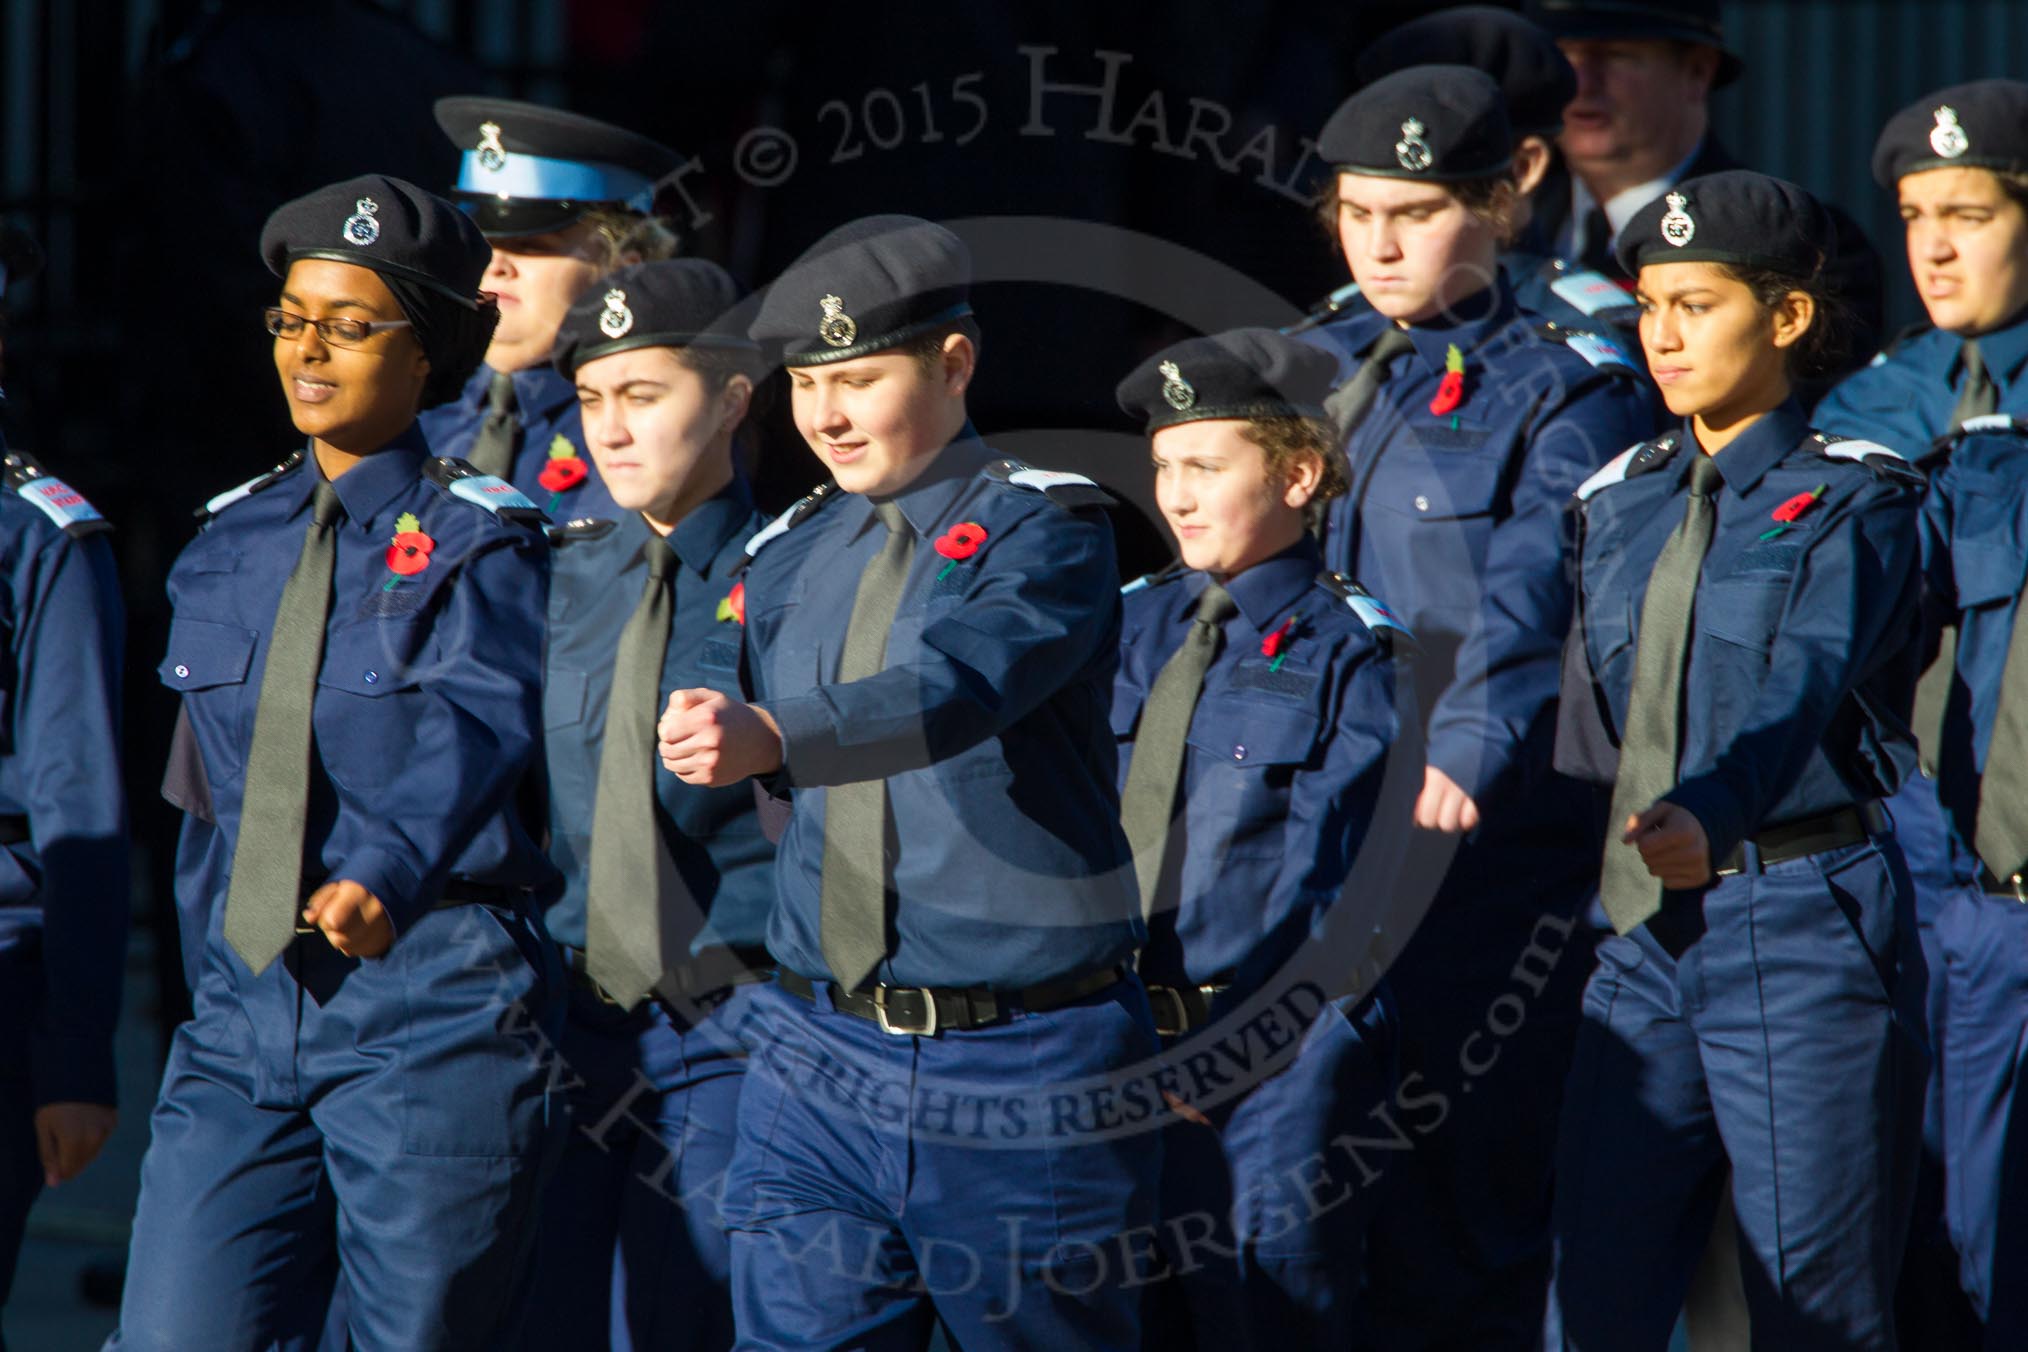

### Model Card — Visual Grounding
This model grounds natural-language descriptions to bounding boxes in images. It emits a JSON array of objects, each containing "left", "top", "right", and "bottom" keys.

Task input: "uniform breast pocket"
[
  {"left": 1951, "top": 538, "right": 2028, "bottom": 616},
  {"left": 1369, "top": 453, "right": 1503, "bottom": 607},
  {"left": 1698, "top": 575, "right": 1787, "bottom": 654},
  {"left": 544, "top": 667, "right": 590, "bottom": 732},
  {"left": 1949, "top": 469, "right": 2028, "bottom": 562},
  {"left": 1186, "top": 696, "right": 1320, "bottom": 858},
  {"left": 1583, "top": 582, "right": 1637, "bottom": 686},
  {"left": 158, "top": 617, "right": 259, "bottom": 785},
  {"left": 312, "top": 622, "right": 430, "bottom": 797}
]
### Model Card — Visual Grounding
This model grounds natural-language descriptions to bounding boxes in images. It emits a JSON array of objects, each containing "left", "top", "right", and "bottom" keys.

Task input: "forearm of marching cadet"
[
  {"left": 16, "top": 534, "right": 128, "bottom": 1107},
  {"left": 1916, "top": 465, "right": 1958, "bottom": 672},
  {"left": 1662, "top": 492, "right": 1921, "bottom": 869},
  {"left": 1552, "top": 514, "right": 1620, "bottom": 786},
  {"left": 761, "top": 513, "right": 1118, "bottom": 787},
  {"left": 337, "top": 536, "right": 548, "bottom": 936},
  {"left": 1426, "top": 376, "right": 1643, "bottom": 802}
]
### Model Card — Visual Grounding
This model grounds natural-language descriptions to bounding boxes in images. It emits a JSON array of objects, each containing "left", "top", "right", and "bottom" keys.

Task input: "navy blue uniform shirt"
[
  {"left": 1558, "top": 400, "right": 1922, "bottom": 866},
  {"left": 161, "top": 427, "right": 555, "bottom": 966},
  {"left": 1917, "top": 418, "right": 2028, "bottom": 845},
  {"left": 1114, "top": 539, "right": 1420, "bottom": 991},
  {"left": 741, "top": 433, "right": 1140, "bottom": 989},
  {"left": 542, "top": 477, "right": 773, "bottom": 952},
  {"left": 0, "top": 461, "right": 128, "bottom": 1106},
  {"left": 1303, "top": 279, "right": 1656, "bottom": 807},
  {"left": 1816, "top": 309, "right": 2028, "bottom": 456}
]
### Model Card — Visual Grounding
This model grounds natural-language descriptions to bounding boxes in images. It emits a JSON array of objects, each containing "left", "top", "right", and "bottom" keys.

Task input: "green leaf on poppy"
[{"left": 395, "top": 512, "right": 421, "bottom": 534}]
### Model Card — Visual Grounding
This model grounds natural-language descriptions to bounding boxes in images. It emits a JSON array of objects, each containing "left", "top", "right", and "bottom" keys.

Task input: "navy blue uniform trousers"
[
  {"left": 109, "top": 906, "right": 563, "bottom": 1352},
  {"left": 1546, "top": 837, "right": 1925, "bottom": 1350},
  {"left": 722, "top": 978, "right": 1160, "bottom": 1351}
]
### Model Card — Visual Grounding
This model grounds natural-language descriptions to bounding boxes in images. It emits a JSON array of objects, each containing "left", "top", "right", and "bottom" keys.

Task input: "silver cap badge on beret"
[
  {"left": 1659, "top": 192, "right": 1695, "bottom": 248},
  {"left": 1395, "top": 118, "right": 1434, "bottom": 173},
  {"left": 1158, "top": 360, "right": 1196, "bottom": 411},
  {"left": 477, "top": 121, "right": 508, "bottom": 173},
  {"left": 342, "top": 197, "right": 381, "bottom": 247},
  {"left": 818, "top": 293, "right": 858, "bottom": 348},
  {"left": 598, "top": 288, "right": 634, "bottom": 339},
  {"left": 1930, "top": 105, "right": 1970, "bottom": 160}
]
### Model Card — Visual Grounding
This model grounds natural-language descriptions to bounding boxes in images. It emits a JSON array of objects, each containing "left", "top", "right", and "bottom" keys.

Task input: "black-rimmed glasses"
[{"left": 263, "top": 307, "right": 412, "bottom": 347}]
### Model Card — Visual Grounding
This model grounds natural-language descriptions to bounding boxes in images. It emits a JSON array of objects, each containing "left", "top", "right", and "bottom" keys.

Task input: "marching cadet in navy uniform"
[
  {"left": 1814, "top": 80, "right": 2028, "bottom": 1345},
  {"left": 1547, "top": 171, "right": 1927, "bottom": 1350},
  {"left": 1112, "top": 328, "right": 1420, "bottom": 1348},
  {"left": 1301, "top": 65, "right": 1653, "bottom": 1350},
  {"left": 423, "top": 97, "right": 683, "bottom": 524},
  {"left": 657, "top": 216, "right": 1157, "bottom": 1350},
  {"left": 0, "top": 440, "right": 128, "bottom": 1332},
  {"left": 524, "top": 260, "right": 772, "bottom": 1350},
  {"left": 1292, "top": 6, "right": 1643, "bottom": 346},
  {"left": 108, "top": 176, "right": 562, "bottom": 1352},
  {"left": 1831, "top": 81, "right": 2028, "bottom": 1348}
]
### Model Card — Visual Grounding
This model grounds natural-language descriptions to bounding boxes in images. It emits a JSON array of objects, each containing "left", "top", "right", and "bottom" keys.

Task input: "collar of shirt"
[
  {"left": 663, "top": 473, "right": 757, "bottom": 575},
  {"left": 276, "top": 422, "right": 431, "bottom": 525},
  {"left": 509, "top": 362, "right": 579, "bottom": 419},
  {"left": 1964, "top": 305, "right": 2028, "bottom": 388},
  {"left": 1695, "top": 397, "right": 1809, "bottom": 497},
  {"left": 841, "top": 424, "right": 993, "bottom": 541},
  {"left": 1565, "top": 139, "right": 1706, "bottom": 256},
  {"left": 1401, "top": 280, "right": 1512, "bottom": 373},
  {"left": 1220, "top": 536, "right": 1323, "bottom": 633}
]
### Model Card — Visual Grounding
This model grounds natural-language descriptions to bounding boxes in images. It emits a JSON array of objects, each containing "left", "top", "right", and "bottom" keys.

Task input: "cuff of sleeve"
[
  {"left": 335, "top": 849, "right": 427, "bottom": 937},
  {"left": 759, "top": 695, "right": 840, "bottom": 788},
  {"left": 31, "top": 1033, "right": 116, "bottom": 1109},
  {"left": 1660, "top": 779, "right": 1747, "bottom": 876}
]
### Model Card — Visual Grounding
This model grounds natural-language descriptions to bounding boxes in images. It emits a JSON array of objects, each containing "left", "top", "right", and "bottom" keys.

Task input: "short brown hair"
[
  {"left": 582, "top": 208, "right": 681, "bottom": 269},
  {"left": 1313, "top": 174, "right": 1520, "bottom": 244},
  {"left": 1239, "top": 414, "right": 1348, "bottom": 501},
  {"left": 895, "top": 315, "right": 982, "bottom": 373}
]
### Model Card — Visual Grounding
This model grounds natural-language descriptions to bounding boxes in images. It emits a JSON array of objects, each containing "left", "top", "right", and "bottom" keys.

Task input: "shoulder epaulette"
[
  {"left": 1576, "top": 434, "right": 1680, "bottom": 500},
  {"left": 5, "top": 450, "right": 111, "bottom": 539},
  {"left": 1538, "top": 323, "right": 1640, "bottom": 376},
  {"left": 1121, "top": 559, "right": 1188, "bottom": 596},
  {"left": 982, "top": 458, "right": 1116, "bottom": 509},
  {"left": 1316, "top": 572, "right": 1415, "bottom": 646},
  {"left": 423, "top": 457, "right": 550, "bottom": 527},
  {"left": 1542, "top": 263, "right": 1639, "bottom": 320},
  {"left": 1811, "top": 433, "right": 1921, "bottom": 483},
  {"left": 546, "top": 516, "right": 620, "bottom": 545},
  {"left": 198, "top": 449, "right": 304, "bottom": 520},
  {"left": 1282, "top": 281, "right": 1365, "bottom": 335},
  {"left": 743, "top": 481, "right": 838, "bottom": 559}
]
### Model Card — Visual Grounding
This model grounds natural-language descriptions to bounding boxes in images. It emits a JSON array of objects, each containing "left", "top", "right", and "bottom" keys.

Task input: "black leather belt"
[
  {"left": 1714, "top": 801, "right": 1887, "bottom": 876},
  {"left": 0, "top": 816, "right": 25, "bottom": 847},
  {"left": 777, "top": 965, "right": 1125, "bottom": 1036},
  {"left": 1143, "top": 981, "right": 1232, "bottom": 1037},
  {"left": 559, "top": 943, "right": 775, "bottom": 1008},
  {"left": 293, "top": 879, "right": 525, "bottom": 934}
]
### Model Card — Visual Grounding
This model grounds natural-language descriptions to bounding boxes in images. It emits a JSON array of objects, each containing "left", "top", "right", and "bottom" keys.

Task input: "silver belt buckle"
[
  {"left": 873, "top": 984, "right": 938, "bottom": 1037},
  {"left": 2012, "top": 873, "right": 2027, "bottom": 906},
  {"left": 1147, "top": 986, "right": 1190, "bottom": 1037}
]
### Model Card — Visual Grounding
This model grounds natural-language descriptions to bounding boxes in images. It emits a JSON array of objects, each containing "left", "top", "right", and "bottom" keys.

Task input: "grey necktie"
[
  {"left": 223, "top": 482, "right": 343, "bottom": 974},
  {"left": 1324, "top": 327, "right": 1416, "bottom": 445},
  {"left": 1120, "top": 584, "right": 1237, "bottom": 920},
  {"left": 1601, "top": 453, "right": 1724, "bottom": 935},
  {"left": 1953, "top": 339, "right": 1999, "bottom": 427},
  {"left": 467, "top": 371, "right": 519, "bottom": 479},
  {"left": 819, "top": 501, "right": 914, "bottom": 989},
  {"left": 1973, "top": 577, "right": 2028, "bottom": 890},
  {"left": 584, "top": 540, "right": 679, "bottom": 1007}
]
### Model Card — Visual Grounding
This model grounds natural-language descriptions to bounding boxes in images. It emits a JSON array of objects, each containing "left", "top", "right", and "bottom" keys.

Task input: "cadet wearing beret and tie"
[
  {"left": 1547, "top": 171, "right": 1926, "bottom": 1350},
  {"left": 522, "top": 259, "right": 773, "bottom": 1352},
  {"left": 1294, "top": 6, "right": 1644, "bottom": 346},
  {"left": 1813, "top": 81, "right": 2028, "bottom": 1344},
  {"left": 0, "top": 440, "right": 128, "bottom": 1323},
  {"left": 656, "top": 215, "right": 1157, "bottom": 1350},
  {"left": 1112, "top": 328, "right": 1420, "bottom": 1348},
  {"left": 1302, "top": 64, "right": 1653, "bottom": 1349},
  {"left": 109, "top": 176, "right": 562, "bottom": 1352}
]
